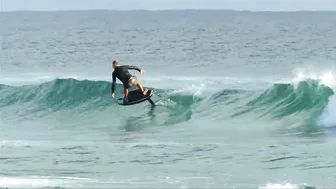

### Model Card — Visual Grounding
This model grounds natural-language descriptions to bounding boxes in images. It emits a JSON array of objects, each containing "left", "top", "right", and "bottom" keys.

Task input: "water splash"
[
  {"left": 292, "top": 71, "right": 335, "bottom": 89},
  {"left": 302, "top": 71, "right": 336, "bottom": 128},
  {"left": 316, "top": 95, "right": 336, "bottom": 127},
  {"left": 289, "top": 70, "right": 336, "bottom": 127}
]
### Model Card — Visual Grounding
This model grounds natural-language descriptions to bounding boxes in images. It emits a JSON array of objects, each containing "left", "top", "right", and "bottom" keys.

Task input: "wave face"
[
  {"left": 0, "top": 78, "right": 201, "bottom": 129},
  {"left": 0, "top": 78, "right": 335, "bottom": 130},
  {"left": 233, "top": 80, "right": 334, "bottom": 118}
]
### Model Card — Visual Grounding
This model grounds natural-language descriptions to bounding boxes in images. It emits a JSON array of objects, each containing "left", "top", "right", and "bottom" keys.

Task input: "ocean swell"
[{"left": 0, "top": 78, "right": 335, "bottom": 129}]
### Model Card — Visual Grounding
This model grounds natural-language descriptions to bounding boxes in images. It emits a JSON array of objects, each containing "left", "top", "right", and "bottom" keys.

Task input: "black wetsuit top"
[{"left": 111, "top": 65, "right": 141, "bottom": 93}]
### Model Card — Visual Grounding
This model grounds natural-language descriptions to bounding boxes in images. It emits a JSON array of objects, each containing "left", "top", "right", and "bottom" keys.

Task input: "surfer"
[{"left": 111, "top": 60, "right": 148, "bottom": 102}]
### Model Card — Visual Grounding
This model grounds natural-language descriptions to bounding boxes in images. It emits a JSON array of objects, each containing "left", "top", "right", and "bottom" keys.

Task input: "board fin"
[{"left": 147, "top": 98, "right": 156, "bottom": 106}]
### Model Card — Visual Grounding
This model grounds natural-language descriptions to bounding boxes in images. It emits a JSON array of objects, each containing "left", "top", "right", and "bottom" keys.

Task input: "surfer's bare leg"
[
  {"left": 124, "top": 88, "right": 129, "bottom": 101},
  {"left": 137, "top": 82, "right": 148, "bottom": 95},
  {"left": 128, "top": 76, "right": 148, "bottom": 95}
]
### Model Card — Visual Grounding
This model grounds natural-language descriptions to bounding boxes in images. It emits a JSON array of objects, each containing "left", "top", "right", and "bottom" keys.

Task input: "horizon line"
[{"left": 1, "top": 8, "right": 336, "bottom": 13}]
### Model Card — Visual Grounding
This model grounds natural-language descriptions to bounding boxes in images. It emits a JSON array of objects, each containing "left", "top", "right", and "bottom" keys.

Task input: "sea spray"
[
  {"left": 316, "top": 95, "right": 336, "bottom": 127},
  {"left": 311, "top": 71, "right": 336, "bottom": 127}
]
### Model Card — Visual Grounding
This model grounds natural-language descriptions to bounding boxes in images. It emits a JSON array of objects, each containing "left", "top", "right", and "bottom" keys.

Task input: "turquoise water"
[{"left": 1, "top": 10, "right": 336, "bottom": 188}]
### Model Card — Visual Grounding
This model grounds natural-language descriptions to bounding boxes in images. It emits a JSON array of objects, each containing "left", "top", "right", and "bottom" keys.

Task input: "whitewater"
[{"left": 1, "top": 10, "right": 336, "bottom": 188}]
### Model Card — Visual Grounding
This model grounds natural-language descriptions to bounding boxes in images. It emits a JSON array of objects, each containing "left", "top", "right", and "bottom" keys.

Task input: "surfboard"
[{"left": 116, "top": 89, "right": 154, "bottom": 106}]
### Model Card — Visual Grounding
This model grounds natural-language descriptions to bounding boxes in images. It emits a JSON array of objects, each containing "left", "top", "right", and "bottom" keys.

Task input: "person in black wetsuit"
[{"left": 111, "top": 60, "right": 148, "bottom": 101}]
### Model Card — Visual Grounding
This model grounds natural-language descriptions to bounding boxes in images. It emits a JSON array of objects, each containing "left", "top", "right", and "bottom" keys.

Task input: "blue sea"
[{"left": 1, "top": 10, "right": 336, "bottom": 188}]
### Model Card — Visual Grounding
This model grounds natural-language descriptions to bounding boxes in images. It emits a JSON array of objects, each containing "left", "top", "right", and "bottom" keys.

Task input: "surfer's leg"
[
  {"left": 137, "top": 82, "right": 148, "bottom": 95},
  {"left": 124, "top": 85, "right": 129, "bottom": 102},
  {"left": 129, "top": 76, "right": 148, "bottom": 95}
]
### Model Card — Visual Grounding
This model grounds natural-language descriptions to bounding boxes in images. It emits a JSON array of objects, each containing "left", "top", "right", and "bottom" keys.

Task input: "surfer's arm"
[
  {"left": 111, "top": 71, "right": 116, "bottom": 94},
  {"left": 126, "top": 65, "right": 141, "bottom": 72},
  {"left": 126, "top": 65, "right": 145, "bottom": 75}
]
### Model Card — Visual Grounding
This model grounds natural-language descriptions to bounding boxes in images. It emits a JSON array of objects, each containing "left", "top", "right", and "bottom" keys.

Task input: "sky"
[{"left": 2, "top": 0, "right": 336, "bottom": 12}]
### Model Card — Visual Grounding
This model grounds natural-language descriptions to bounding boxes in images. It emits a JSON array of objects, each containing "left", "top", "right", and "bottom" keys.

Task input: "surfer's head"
[{"left": 112, "top": 60, "right": 120, "bottom": 69}]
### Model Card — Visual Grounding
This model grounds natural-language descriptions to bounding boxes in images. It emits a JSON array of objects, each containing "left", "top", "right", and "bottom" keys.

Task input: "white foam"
[
  {"left": 168, "top": 83, "right": 206, "bottom": 96},
  {"left": 291, "top": 70, "right": 336, "bottom": 89},
  {"left": 259, "top": 183, "right": 300, "bottom": 189},
  {"left": 0, "top": 176, "right": 96, "bottom": 188},
  {"left": 0, "top": 177, "right": 52, "bottom": 188}
]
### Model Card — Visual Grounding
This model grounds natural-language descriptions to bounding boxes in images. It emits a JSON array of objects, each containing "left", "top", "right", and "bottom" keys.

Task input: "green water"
[{"left": 1, "top": 10, "right": 336, "bottom": 188}]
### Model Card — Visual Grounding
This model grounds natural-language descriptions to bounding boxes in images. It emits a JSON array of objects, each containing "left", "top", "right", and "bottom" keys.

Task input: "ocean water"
[{"left": 1, "top": 10, "right": 336, "bottom": 188}]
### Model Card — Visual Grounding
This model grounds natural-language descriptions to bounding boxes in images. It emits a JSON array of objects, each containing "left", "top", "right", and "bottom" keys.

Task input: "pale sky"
[{"left": 2, "top": 0, "right": 336, "bottom": 11}]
